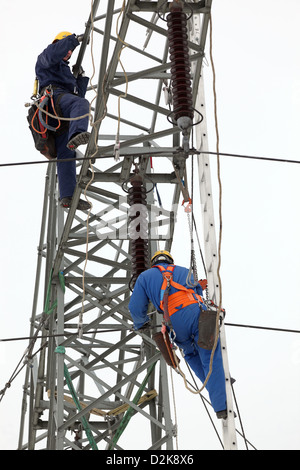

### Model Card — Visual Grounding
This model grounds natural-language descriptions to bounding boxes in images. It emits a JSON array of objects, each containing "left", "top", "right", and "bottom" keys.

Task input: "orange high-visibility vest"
[{"left": 153, "top": 265, "right": 204, "bottom": 317}]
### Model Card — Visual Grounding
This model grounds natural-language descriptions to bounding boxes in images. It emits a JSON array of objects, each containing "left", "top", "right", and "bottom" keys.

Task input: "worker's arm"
[
  {"left": 38, "top": 34, "right": 80, "bottom": 68},
  {"left": 76, "top": 74, "right": 89, "bottom": 98},
  {"left": 128, "top": 274, "right": 151, "bottom": 330}
]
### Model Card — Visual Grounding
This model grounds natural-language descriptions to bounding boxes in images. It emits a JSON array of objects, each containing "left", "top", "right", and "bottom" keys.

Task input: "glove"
[
  {"left": 199, "top": 279, "right": 208, "bottom": 290},
  {"left": 76, "top": 34, "right": 90, "bottom": 44},
  {"left": 72, "top": 65, "right": 85, "bottom": 77}
]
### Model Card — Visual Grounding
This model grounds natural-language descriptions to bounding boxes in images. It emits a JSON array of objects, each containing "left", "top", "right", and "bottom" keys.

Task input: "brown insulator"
[
  {"left": 128, "top": 172, "right": 150, "bottom": 290},
  {"left": 167, "top": 3, "right": 194, "bottom": 123}
]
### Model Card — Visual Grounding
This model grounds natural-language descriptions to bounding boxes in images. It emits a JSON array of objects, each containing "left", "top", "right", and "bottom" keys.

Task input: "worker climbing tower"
[{"left": 18, "top": 0, "right": 238, "bottom": 450}]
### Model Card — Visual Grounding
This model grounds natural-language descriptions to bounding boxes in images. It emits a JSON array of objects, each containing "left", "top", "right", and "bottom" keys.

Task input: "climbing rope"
[
  {"left": 0, "top": 269, "right": 65, "bottom": 402},
  {"left": 114, "top": 0, "right": 129, "bottom": 161},
  {"left": 108, "top": 361, "right": 157, "bottom": 450},
  {"left": 55, "top": 346, "right": 98, "bottom": 450},
  {"left": 161, "top": 11, "right": 224, "bottom": 402}
]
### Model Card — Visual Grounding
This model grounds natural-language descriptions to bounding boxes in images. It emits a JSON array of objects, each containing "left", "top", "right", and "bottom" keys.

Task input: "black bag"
[
  {"left": 197, "top": 309, "right": 217, "bottom": 350},
  {"left": 27, "top": 104, "right": 57, "bottom": 159}
]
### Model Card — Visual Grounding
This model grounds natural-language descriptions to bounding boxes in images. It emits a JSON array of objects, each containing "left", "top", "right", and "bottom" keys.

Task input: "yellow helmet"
[
  {"left": 53, "top": 31, "right": 72, "bottom": 43},
  {"left": 151, "top": 250, "right": 174, "bottom": 266}
]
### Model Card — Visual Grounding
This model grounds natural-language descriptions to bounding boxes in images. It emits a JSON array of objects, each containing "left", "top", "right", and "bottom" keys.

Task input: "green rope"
[
  {"left": 44, "top": 268, "right": 54, "bottom": 315},
  {"left": 52, "top": 270, "right": 97, "bottom": 450},
  {"left": 108, "top": 361, "right": 157, "bottom": 450},
  {"left": 55, "top": 346, "right": 98, "bottom": 450},
  {"left": 58, "top": 270, "right": 65, "bottom": 293}
]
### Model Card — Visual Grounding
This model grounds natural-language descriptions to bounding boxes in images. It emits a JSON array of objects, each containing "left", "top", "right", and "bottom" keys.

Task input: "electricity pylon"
[{"left": 18, "top": 0, "right": 237, "bottom": 450}]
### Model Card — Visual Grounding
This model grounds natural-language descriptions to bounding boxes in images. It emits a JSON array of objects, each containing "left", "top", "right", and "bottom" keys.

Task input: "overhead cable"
[{"left": 1, "top": 150, "right": 299, "bottom": 169}]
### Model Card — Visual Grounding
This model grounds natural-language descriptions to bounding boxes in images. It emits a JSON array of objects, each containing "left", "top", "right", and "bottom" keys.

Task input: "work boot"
[
  {"left": 216, "top": 410, "right": 228, "bottom": 420},
  {"left": 60, "top": 197, "right": 91, "bottom": 211},
  {"left": 67, "top": 131, "right": 90, "bottom": 150},
  {"left": 216, "top": 409, "right": 237, "bottom": 420}
]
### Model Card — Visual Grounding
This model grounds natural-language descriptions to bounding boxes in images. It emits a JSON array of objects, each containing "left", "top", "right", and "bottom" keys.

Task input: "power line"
[
  {"left": 225, "top": 322, "right": 300, "bottom": 335},
  {"left": 0, "top": 322, "right": 299, "bottom": 344},
  {"left": 202, "top": 151, "right": 300, "bottom": 165},
  {"left": 0, "top": 150, "right": 300, "bottom": 169}
]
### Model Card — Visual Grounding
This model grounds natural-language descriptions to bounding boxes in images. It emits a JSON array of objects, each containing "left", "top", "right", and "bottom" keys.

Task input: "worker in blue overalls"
[
  {"left": 128, "top": 250, "right": 227, "bottom": 419},
  {"left": 35, "top": 31, "right": 91, "bottom": 210}
]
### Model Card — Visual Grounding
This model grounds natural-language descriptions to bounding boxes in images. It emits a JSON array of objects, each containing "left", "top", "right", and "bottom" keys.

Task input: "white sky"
[{"left": 0, "top": 0, "right": 299, "bottom": 451}]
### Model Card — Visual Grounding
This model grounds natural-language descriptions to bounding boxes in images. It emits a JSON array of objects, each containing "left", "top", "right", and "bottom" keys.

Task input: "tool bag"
[
  {"left": 27, "top": 104, "right": 57, "bottom": 159},
  {"left": 27, "top": 90, "right": 69, "bottom": 159},
  {"left": 197, "top": 309, "right": 218, "bottom": 350}
]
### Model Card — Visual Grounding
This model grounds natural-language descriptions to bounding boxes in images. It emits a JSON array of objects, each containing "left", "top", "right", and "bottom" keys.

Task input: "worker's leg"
[
  {"left": 195, "top": 340, "right": 227, "bottom": 413},
  {"left": 55, "top": 131, "right": 77, "bottom": 200},
  {"left": 171, "top": 306, "right": 206, "bottom": 383},
  {"left": 183, "top": 348, "right": 206, "bottom": 383},
  {"left": 56, "top": 93, "right": 90, "bottom": 141},
  {"left": 171, "top": 306, "right": 226, "bottom": 413}
]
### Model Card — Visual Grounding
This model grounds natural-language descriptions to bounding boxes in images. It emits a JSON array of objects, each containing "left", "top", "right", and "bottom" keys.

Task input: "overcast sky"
[{"left": 0, "top": 0, "right": 299, "bottom": 451}]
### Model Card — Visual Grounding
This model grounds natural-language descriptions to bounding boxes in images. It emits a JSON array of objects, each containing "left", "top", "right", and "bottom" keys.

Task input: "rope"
[
  {"left": 55, "top": 346, "right": 98, "bottom": 450},
  {"left": 0, "top": 270, "right": 65, "bottom": 403},
  {"left": 79, "top": 0, "right": 129, "bottom": 336},
  {"left": 188, "top": 8, "right": 224, "bottom": 392},
  {"left": 170, "top": 367, "right": 179, "bottom": 449},
  {"left": 166, "top": 11, "right": 223, "bottom": 398},
  {"left": 108, "top": 361, "right": 157, "bottom": 450},
  {"left": 185, "top": 156, "right": 200, "bottom": 288},
  {"left": 47, "top": 388, "right": 157, "bottom": 418},
  {"left": 78, "top": 0, "right": 109, "bottom": 337},
  {"left": 114, "top": 0, "right": 129, "bottom": 161}
]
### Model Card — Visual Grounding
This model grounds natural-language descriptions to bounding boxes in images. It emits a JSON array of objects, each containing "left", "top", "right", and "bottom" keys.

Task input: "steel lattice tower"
[{"left": 18, "top": 0, "right": 237, "bottom": 450}]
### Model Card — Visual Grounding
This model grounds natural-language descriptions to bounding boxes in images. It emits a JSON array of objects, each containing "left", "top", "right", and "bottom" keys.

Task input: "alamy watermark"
[{"left": 95, "top": 195, "right": 179, "bottom": 240}]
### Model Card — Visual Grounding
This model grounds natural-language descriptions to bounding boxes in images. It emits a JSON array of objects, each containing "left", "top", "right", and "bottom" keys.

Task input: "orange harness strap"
[{"left": 153, "top": 265, "right": 203, "bottom": 318}]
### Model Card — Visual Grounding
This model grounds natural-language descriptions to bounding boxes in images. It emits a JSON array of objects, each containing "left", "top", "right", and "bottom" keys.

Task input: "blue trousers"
[
  {"left": 170, "top": 303, "right": 227, "bottom": 413},
  {"left": 53, "top": 92, "right": 90, "bottom": 199}
]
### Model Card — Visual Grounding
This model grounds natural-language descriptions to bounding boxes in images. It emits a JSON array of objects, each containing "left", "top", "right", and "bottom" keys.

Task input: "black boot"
[
  {"left": 216, "top": 410, "right": 228, "bottom": 420},
  {"left": 67, "top": 132, "right": 90, "bottom": 150},
  {"left": 60, "top": 197, "right": 91, "bottom": 211}
]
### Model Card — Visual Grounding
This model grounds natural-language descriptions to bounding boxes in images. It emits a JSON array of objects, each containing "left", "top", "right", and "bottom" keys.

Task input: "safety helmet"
[
  {"left": 151, "top": 250, "right": 174, "bottom": 266},
  {"left": 53, "top": 31, "right": 72, "bottom": 43}
]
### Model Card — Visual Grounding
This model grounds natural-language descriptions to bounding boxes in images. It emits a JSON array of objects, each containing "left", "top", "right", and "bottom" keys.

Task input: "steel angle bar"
[
  {"left": 132, "top": 1, "right": 207, "bottom": 13},
  {"left": 92, "top": 25, "right": 164, "bottom": 64},
  {"left": 73, "top": 0, "right": 101, "bottom": 76},
  {"left": 58, "top": 352, "right": 161, "bottom": 431},
  {"left": 108, "top": 87, "right": 171, "bottom": 116},
  {"left": 52, "top": 1, "right": 117, "bottom": 276}
]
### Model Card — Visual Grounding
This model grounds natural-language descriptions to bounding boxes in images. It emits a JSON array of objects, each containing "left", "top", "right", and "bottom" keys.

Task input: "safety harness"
[
  {"left": 153, "top": 264, "right": 204, "bottom": 324},
  {"left": 151, "top": 264, "right": 205, "bottom": 369},
  {"left": 27, "top": 85, "right": 69, "bottom": 159}
]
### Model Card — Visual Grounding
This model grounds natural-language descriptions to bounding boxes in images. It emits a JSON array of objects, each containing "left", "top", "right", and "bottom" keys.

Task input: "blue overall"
[
  {"left": 128, "top": 263, "right": 226, "bottom": 413},
  {"left": 35, "top": 34, "right": 90, "bottom": 199}
]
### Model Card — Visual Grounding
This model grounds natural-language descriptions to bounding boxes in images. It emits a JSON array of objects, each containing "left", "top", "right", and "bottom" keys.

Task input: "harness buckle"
[{"left": 162, "top": 271, "right": 172, "bottom": 287}]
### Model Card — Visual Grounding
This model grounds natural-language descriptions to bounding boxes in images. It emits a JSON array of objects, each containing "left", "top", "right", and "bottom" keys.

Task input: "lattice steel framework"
[{"left": 18, "top": 0, "right": 237, "bottom": 450}]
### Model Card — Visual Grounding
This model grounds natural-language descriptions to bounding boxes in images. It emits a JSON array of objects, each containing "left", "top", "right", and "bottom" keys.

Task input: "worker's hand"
[
  {"left": 72, "top": 65, "right": 85, "bottom": 77},
  {"left": 76, "top": 34, "right": 90, "bottom": 44},
  {"left": 199, "top": 279, "right": 208, "bottom": 290}
]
